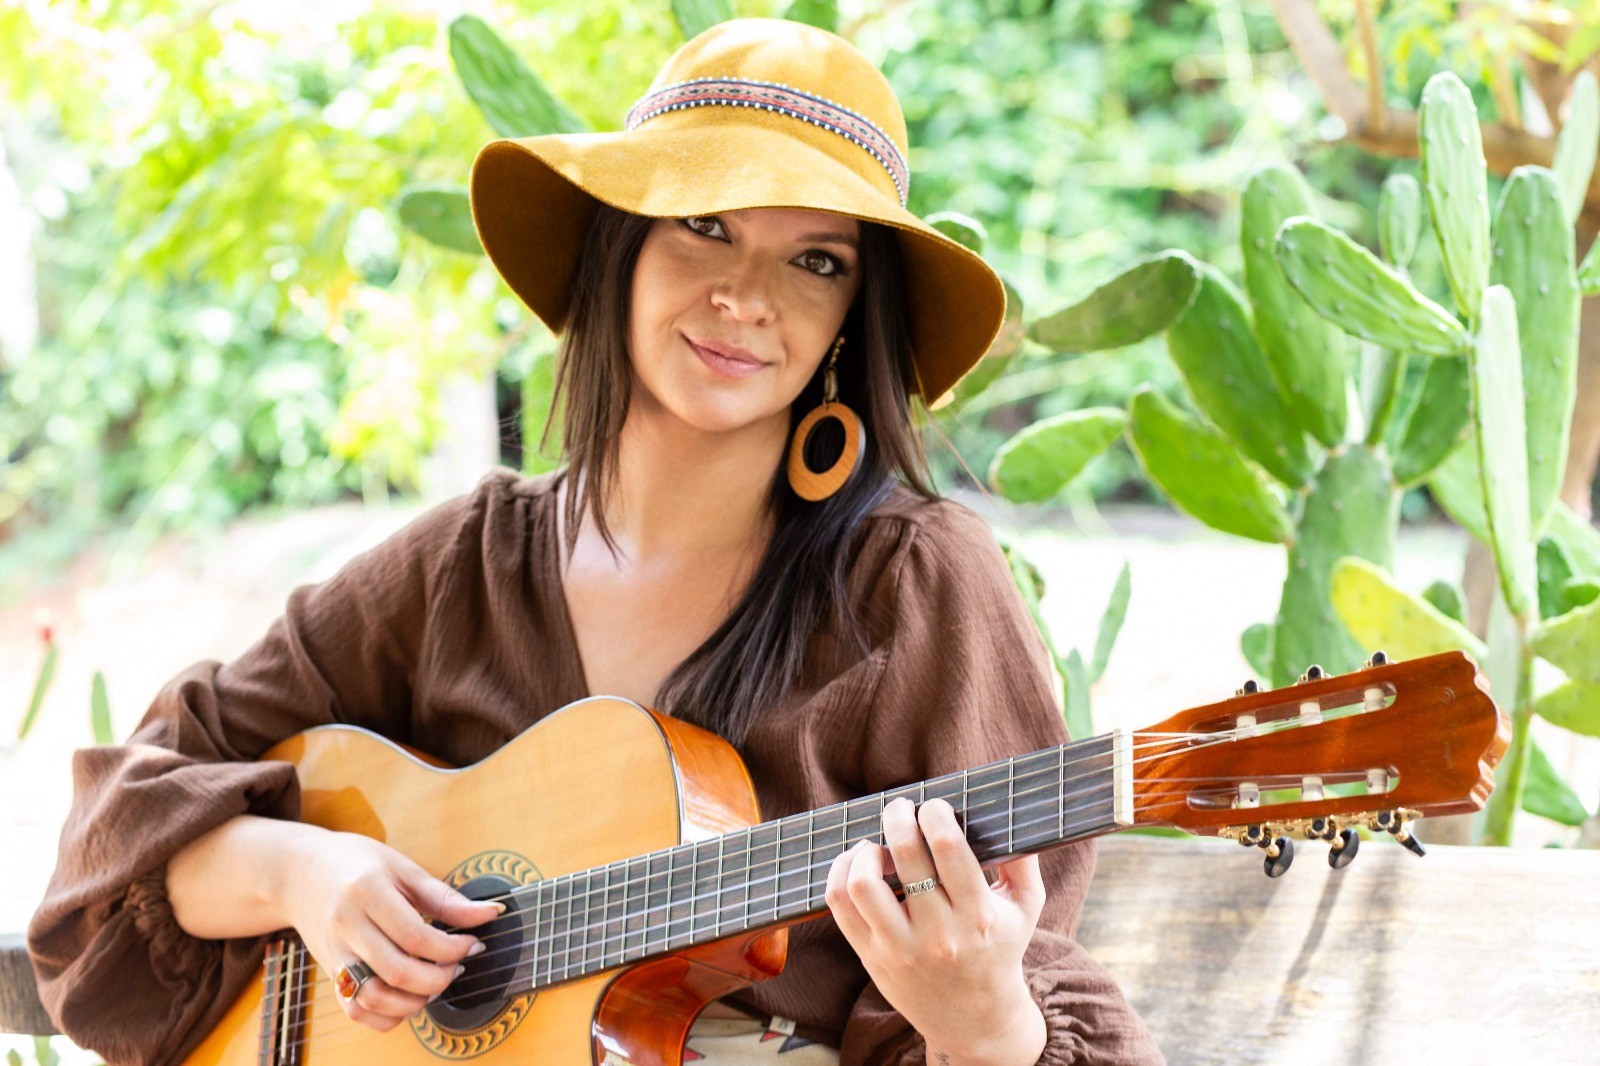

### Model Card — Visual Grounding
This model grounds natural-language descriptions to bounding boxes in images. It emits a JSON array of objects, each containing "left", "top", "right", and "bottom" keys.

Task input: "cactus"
[
  {"left": 1026, "top": 251, "right": 1200, "bottom": 354},
  {"left": 1488, "top": 166, "right": 1581, "bottom": 534},
  {"left": 1272, "top": 447, "right": 1399, "bottom": 686},
  {"left": 1274, "top": 217, "right": 1466, "bottom": 355},
  {"left": 1551, "top": 70, "right": 1600, "bottom": 228},
  {"left": 1164, "top": 262, "right": 1315, "bottom": 488},
  {"left": 1378, "top": 173, "right": 1423, "bottom": 268},
  {"left": 1529, "top": 595, "right": 1600, "bottom": 684},
  {"left": 1331, "top": 557, "right": 1486, "bottom": 660},
  {"left": 1125, "top": 386, "right": 1294, "bottom": 544},
  {"left": 988, "top": 408, "right": 1128, "bottom": 504},
  {"left": 1242, "top": 165, "right": 1350, "bottom": 447},
  {"left": 1469, "top": 285, "right": 1538, "bottom": 617},
  {"left": 1419, "top": 71, "right": 1491, "bottom": 320}
]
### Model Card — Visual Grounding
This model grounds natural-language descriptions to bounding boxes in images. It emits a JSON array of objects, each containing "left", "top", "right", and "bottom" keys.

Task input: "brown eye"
[
  {"left": 683, "top": 216, "right": 725, "bottom": 239},
  {"left": 800, "top": 250, "right": 841, "bottom": 277}
]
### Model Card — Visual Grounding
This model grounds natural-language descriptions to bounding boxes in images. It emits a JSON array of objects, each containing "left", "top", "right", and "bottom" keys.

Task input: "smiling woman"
[{"left": 26, "top": 16, "right": 1164, "bottom": 1066}]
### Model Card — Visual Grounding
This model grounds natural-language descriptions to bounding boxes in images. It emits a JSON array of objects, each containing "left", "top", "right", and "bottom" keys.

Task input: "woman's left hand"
[{"left": 825, "top": 796, "right": 1049, "bottom": 1062}]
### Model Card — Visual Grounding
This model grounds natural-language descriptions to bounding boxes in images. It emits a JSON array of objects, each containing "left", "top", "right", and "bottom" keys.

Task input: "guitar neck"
[{"left": 518, "top": 730, "right": 1132, "bottom": 989}]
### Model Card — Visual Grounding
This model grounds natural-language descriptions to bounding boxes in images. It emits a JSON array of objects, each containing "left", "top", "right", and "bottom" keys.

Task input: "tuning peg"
[
  {"left": 1393, "top": 824, "right": 1426, "bottom": 858},
  {"left": 1364, "top": 650, "right": 1390, "bottom": 668},
  {"left": 1296, "top": 664, "right": 1326, "bottom": 684},
  {"left": 1328, "top": 827, "right": 1360, "bottom": 869},
  {"left": 1263, "top": 835, "right": 1294, "bottom": 878},
  {"left": 1234, "top": 678, "right": 1260, "bottom": 697}
]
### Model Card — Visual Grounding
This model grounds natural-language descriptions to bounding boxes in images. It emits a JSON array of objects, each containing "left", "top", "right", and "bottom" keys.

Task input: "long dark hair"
[{"left": 539, "top": 202, "right": 938, "bottom": 747}]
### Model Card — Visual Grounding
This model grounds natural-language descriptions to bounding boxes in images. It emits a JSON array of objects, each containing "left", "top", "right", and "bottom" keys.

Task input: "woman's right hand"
[{"left": 279, "top": 828, "right": 505, "bottom": 1031}]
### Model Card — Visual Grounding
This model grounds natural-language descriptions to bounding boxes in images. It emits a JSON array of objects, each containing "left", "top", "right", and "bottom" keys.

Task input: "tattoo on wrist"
[{"left": 935, "top": 1056, "right": 950, "bottom": 1065}]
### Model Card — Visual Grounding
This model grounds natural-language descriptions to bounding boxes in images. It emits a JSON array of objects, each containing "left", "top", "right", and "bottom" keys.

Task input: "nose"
[{"left": 710, "top": 258, "right": 776, "bottom": 325}]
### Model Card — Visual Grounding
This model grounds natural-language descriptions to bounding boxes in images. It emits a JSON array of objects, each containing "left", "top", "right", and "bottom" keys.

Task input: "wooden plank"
[
  {"left": 0, "top": 932, "right": 52, "bottom": 1036},
  {"left": 1078, "top": 835, "right": 1600, "bottom": 1064},
  {"left": 5, "top": 835, "right": 1598, "bottom": 1063}
]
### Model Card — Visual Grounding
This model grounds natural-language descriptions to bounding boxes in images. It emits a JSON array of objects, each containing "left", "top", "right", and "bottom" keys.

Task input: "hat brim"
[{"left": 469, "top": 118, "right": 1006, "bottom": 407}]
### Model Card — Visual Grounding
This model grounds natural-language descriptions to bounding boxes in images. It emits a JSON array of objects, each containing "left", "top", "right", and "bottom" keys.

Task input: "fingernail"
[
  {"left": 490, "top": 902, "right": 507, "bottom": 914},
  {"left": 467, "top": 940, "right": 486, "bottom": 957},
  {"left": 428, "top": 991, "right": 442, "bottom": 1003},
  {"left": 455, "top": 965, "right": 466, "bottom": 978}
]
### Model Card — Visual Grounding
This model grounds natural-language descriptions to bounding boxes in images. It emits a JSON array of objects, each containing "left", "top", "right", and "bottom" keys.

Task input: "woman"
[{"left": 28, "top": 17, "right": 1163, "bottom": 1066}]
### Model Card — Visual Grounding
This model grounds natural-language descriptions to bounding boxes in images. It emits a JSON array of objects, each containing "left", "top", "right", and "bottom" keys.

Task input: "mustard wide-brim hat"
[{"left": 468, "top": 16, "right": 1006, "bottom": 409}]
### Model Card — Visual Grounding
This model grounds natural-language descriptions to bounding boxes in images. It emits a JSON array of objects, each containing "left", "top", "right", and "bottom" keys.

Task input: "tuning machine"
[
  {"left": 1296, "top": 664, "right": 1326, "bottom": 684},
  {"left": 1361, "top": 808, "right": 1426, "bottom": 857},
  {"left": 1364, "top": 650, "right": 1390, "bottom": 668},
  {"left": 1221, "top": 823, "right": 1296, "bottom": 877}
]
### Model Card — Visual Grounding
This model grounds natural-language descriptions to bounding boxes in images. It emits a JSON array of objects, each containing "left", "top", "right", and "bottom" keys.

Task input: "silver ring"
[
  {"left": 903, "top": 875, "right": 941, "bottom": 896},
  {"left": 335, "top": 959, "right": 376, "bottom": 1001}
]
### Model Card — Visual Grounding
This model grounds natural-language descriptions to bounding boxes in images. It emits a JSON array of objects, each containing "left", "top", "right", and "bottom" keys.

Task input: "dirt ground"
[{"left": 2, "top": 489, "right": 1592, "bottom": 998}]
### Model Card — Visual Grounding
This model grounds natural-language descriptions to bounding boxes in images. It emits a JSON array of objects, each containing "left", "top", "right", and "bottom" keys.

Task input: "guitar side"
[{"left": 180, "top": 696, "right": 788, "bottom": 1066}]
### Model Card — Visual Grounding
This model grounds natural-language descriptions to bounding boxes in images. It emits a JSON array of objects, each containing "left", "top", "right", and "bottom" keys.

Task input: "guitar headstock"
[{"left": 1128, "top": 649, "right": 1509, "bottom": 877}]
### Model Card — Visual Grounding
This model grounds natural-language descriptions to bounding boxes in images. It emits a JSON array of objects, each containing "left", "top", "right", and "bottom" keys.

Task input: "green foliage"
[
  {"left": 1421, "top": 578, "right": 1467, "bottom": 624},
  {"left": 673, "top": 0, "right": 738, "bottom": 41},
  {"left": 1469, "top": 285, "right": 1537, "bottom": 617},
  {"left": 90, "top": 672, "right": 113, "bottom": 746},
  {"left": 1124, "top": 386, "right": 1293, "bottom": 544},
  {"left": 1330, "top": 557, "right": 1486, "bottom": 661},
  {"left": 19, "top": 640, "right": 57, "bottom": 743},
  {"left": 1241, "top": 164, "right": 1350, "bottom": 447},
  {"left": 1551, "top": 70, "right": 1599, "bottom": 227},
  {"left": 449, "top": 15, "right": 590, "bottom": 138},
  {"left": 987, "top": 409, "right": 1127, "bottom": 504},
  {"left": 1418, "top": 71, "right": 1491, "bottom": 320},
  {"left": 1025, "top": 252, "right": 1199, "bottom": 354},
  {"left": 1488, "top": 166, "right": 1581, "bottom": 536},
  {"left": 1163, "top": 262, "right": 1314, "bottom": 488},
  {"left": 1378, "top": 173, "right": 1423, "bottom": 268},
  {"left": 1272, "top": 448, "right": 1398, "bottom": 686},
  {"left": 1274, "top": 217, "right": 1466, "bottom": 355}
]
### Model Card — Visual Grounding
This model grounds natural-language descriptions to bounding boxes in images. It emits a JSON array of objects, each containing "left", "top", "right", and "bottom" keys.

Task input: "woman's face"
[{"left": 628, "top": 207, "right": 863, "bottom": 435}]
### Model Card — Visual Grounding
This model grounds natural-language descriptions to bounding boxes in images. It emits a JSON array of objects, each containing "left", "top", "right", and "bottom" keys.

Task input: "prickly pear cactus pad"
[
  {"left": 1419, "top": 71, "right": 1491, "bottom": 321},
  {"left": 1274, "top": 218, "right": 1467, "bottom": 356},
  {"left": 1330, "top": 556, "right": 1487, "bottom": 661},
  {"left": 1163, "top": 262, "right": 1314, "bottom": 488},
  {"left": 1272, "top": 446, "right": 1399, "bottom": 687},
  {"left": 1125, "top": 386, "right": 1294, "bottom": 545},
  {"left": 1529, "top": 596, "right": 1600, "bottom": 685},
  {"left": 1470, "top": 285, "right": 1538, "bottom": 618},
  {"left": 988, "top": 408, "right": 1127, "bottom": 504},
  {"left": 1027, "top": 251, "right": 1201, "bottom": 354},
  {"left": 1488, "top": 165, "right": 1580, "bottom": 535},
  {"left": 1378, "top": 173, "right": 1423, "bottom": 269},
  {"left": 1242, "top": 165, "right": 1350, "bottom": 448},
  {"left": 1392, "top": 358, "right": 1471, "bottom": 487}
]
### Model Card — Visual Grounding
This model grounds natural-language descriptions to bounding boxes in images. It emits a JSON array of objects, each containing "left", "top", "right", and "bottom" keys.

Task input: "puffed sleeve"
[
  {"left": 25, "top": 477, "right": 485, "bottom": 1066},
  {"left": 836, "top": 501, "right": 1164, "bottom": 1066}
]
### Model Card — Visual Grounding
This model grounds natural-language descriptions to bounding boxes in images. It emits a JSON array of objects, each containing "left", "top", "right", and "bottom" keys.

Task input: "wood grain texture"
[{"left": 1081, "top": 834, "right": 1600, "bottom": 1065}]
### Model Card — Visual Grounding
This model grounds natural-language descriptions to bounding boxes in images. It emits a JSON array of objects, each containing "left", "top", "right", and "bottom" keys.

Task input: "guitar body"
[{"left": 182, "top": 696, "right": 789, "bottom": 1066}]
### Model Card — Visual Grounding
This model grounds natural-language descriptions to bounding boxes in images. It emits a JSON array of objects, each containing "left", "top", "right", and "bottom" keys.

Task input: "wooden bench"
[{"left": 4, "top": 835, "right": 1595, "bottom": 1061}]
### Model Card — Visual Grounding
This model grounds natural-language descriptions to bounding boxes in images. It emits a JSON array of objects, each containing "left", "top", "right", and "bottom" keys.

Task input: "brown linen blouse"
[{"left": 27, "top": 466, "right": 1164, "bottom": 1066}]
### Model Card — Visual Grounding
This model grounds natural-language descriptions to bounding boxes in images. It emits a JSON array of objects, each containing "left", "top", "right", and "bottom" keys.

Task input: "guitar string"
[
  {"left": 266, "top": 702, "right": 1383, "bottom": 1022},
  {"left": 284, "top": 695, "right": 1373, "bottom": 995},
  {"left": 277, "top": 766, "right": 1377, "bottom": 1054},
  {"left": 270, "top": 710, "right": 1392, "bottom": 1039}
]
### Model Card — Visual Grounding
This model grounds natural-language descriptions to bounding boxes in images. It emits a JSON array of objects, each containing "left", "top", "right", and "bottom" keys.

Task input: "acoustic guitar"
[{"left": 183, "top": 648, "right": 1506, "bottom": 1065}]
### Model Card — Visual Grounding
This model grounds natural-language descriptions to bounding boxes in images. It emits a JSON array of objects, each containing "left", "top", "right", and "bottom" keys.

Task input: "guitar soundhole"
[{"left": 426, "top": 874, "right": 528, "bottom": 1032}]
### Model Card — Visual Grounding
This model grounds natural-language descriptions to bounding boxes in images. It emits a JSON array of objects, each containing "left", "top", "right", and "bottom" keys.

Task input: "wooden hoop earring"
[{"left": 787, "top": 336, "right": 865, "bottom": 502}]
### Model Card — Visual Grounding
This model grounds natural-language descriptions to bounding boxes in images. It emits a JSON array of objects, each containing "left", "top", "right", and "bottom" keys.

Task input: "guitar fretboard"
[{"left": 512, "top": 731, "right": 1131, "bottom": 990}]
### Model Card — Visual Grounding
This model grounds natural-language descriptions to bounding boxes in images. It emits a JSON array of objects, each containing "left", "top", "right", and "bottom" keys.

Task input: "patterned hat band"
[{"left": 624, "top": 76, "right": 910, "bottom": 207}]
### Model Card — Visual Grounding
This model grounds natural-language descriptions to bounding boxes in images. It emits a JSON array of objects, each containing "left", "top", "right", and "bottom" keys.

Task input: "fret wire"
[
  {"left": 714, "top": 833, "right": 725, "bottom": 939},
  {"left": 541, "top": 738, "right": 1116, "bottom": 976},
  {"left": 1006, "top": 753, "right": 1016, "bottom": 856},
  {"left": 280, "top": 756, "right": 1127, "bottom": 995}
]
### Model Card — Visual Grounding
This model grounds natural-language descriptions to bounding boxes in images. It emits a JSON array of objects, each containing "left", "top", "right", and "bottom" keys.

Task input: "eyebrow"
[{"left": 798, "top": 230, "right": 859, "bottom": 250}]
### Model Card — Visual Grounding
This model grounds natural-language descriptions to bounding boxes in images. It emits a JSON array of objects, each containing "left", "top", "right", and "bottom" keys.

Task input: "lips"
[
  {"left": 686, "top": 335, "right": 765, "bottom": 366},
  {"left": 684, "top": 334, "right": 769, "bottom": 379}
]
